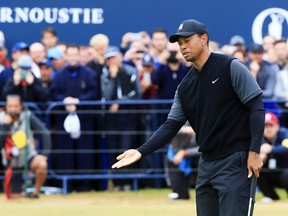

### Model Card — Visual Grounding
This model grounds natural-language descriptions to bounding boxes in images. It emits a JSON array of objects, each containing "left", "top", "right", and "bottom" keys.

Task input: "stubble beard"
[{"left": 184, "top": 55, "right": 195, "bottom": 63}]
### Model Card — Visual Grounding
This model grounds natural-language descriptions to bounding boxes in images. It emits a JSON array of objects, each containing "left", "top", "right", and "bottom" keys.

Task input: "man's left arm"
[
  {"left": 244, "top": 95, "right": 265, "bottom": 177},
  {"left": 244, "top": 95, "right": 265, "bottom": 153},
  {"left": 230, "top": 59, "right": 265, "bottom": 177}
]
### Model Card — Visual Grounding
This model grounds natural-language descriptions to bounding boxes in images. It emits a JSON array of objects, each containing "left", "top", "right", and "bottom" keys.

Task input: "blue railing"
[{"left": 0, "top": 98, "right": 286, "bottom": 195}]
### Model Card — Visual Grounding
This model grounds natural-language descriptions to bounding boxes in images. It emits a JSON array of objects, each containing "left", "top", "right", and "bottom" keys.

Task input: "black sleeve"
[
  {"left": 30, "top": 113, "right": 51, "bottom": 156},
  {"left": 244, "top": 94, "right": 265, "bottom": 153},
  {"left": 137, "top": 119, "right": 184, "bottom": 156},
  {"left": 0, "top": 124, "right": 10, "bottom": 149},
  {"left": 2, "top": 80, "right": 19, "bottom": 98},
  {"left": 29, "top": 78, "right": 50, "bottom": 102}
]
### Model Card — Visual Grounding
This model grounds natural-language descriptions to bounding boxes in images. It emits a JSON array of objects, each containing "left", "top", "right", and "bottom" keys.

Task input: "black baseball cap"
[
  {"left": 249, "top": 43, "right": 264, "bottom": 53},
  {"left": 169, "top": 19, "right": 208, "bottom": 43}
]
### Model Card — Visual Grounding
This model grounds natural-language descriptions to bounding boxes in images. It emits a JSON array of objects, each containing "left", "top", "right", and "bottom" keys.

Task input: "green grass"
[{"left": 0, "top": 189, "right": 287, "bottom": 216}]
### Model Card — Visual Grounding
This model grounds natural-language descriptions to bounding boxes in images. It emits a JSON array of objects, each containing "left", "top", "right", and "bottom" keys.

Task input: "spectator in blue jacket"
[
  {"left": 165, "top": 124, "right": 200, "bottom": 200},
  {"left": 258, "top": 112, "right": 288, "bottom": 203},
  {"left": 50, "top": 44, "right": 99, "bottom": 191}
]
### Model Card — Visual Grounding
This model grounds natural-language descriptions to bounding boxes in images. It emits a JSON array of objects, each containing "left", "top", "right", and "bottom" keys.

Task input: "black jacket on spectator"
[
  {"left": 3, "top": 76, "right": 50, "bottom": 102},
  {"left": 86, "top": 60, "right": 103, "bottom": 100}
]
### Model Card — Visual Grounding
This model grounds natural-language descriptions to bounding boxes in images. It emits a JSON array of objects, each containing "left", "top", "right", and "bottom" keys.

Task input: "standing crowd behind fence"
[{"left": 0, "top": 27, "right": 287, "bottom": 197}]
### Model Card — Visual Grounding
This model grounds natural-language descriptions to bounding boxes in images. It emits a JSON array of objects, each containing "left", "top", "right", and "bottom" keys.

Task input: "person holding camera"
[
  {"left": 2, "top": 55, "right": 50, "bottom": 102},
  {"left": 120, "top": 31, "right": 151, "bottom": 55}
]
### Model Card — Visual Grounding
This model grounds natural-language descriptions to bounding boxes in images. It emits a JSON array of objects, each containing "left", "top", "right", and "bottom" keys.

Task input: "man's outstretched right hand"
[{"left": 111, "top": 149, "right": 142, "bottom": 169}]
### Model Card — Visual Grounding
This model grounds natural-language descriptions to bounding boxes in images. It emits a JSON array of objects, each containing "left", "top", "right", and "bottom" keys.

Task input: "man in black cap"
[
  {"left": 112, "top": 19, "right": 265, "bottom": 215},
  {"left": 247, "top": 43, "right": 276, "bottom": 99}
]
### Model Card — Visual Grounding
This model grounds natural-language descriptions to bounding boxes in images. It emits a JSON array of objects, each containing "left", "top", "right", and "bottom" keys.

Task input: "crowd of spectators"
[{"left": 0, "top": 27, "right": 287, "bottom": 198}]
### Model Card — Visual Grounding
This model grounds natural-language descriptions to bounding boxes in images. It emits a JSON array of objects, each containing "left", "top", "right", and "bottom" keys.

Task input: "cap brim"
[
  {"left": 104, "top": 51, "right": 119, "bottom": 59},
  {"left": 48, "top": 56, "right": 60, "bottom": 60},
  {"left": 169, "top": 32, "right": 195, "bottom": 43},
  {"left": 250, "top": 50, "right": 264, "bottom": 53},
  {"left": 12, "top": 48, "right": 29, "bottom": 53},
  {"left": 18, "top": 66, "right": 31, "bottom": 70},
  {"left": 39, "top": 63, "right": 52, "bottom": 67},
  {"left": 265, "top": 120, "right": 277, "bottom": 125},
  {"left": 142, "top": 63, "right": 154, "bottom": 66},
  {"left": 231, "top": 41, "right": 244, "bottom": 46}
]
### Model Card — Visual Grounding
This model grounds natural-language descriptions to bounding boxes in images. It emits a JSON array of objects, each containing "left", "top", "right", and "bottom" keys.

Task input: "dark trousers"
[
  {"left": 50, "top": 113, "right": 96, "bottom": 191},
  {"left": 258, "top": 168, "right": 288, "bottom": 200},
  {"left": 196, "top": 151, "right": 251, "bottom": 216},
  {"left": 105, "top": 112, "right": 138, "bottom": 187},
  {"left": 167, "top": 159, "right": 190, "bottom": 199}
]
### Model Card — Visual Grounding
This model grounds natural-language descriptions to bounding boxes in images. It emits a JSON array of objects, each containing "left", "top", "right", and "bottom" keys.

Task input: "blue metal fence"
[{"left": 0, "top": 99, "right": 286, "bottom": 195}]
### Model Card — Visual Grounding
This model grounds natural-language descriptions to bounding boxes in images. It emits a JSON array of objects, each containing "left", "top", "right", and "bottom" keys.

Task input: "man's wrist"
[
  {"left": 249, "top": 151, "right": 260, "bottom": 157},
  {"left": 182, "top": 149, "right": 188, "bottom": 157}
]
